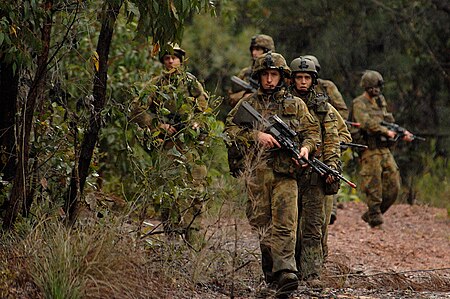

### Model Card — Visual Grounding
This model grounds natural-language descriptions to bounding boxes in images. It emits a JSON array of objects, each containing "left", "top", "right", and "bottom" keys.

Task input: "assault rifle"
[
  {"left": 345, "top": 120, "right": 361, "bottom": 127},
  {"left": 231, "top": 75, "right": 259, "bottom": 93},
  {"left": 232, "top": 101, "right": 357, "bottom": 188},
  {"left": 380, "top": 121, "right": 426, "bottom": 142},
  {"left": 340, "top": 142, "right": 368, "bottom": 150}
]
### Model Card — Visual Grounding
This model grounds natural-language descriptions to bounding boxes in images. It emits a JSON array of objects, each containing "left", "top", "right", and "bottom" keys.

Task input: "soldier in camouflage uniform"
[
  {"left": 130, "top": 44, "right": 209, "bottom": 247},
  {"left": 303, "top": 55, "right": 352, "bottom": 260},
  {"left": 225, "top": 52, "right": 320, "bottom": 297},
  {"left": 351, "top": 70, "right": 413, "bottom": 227},
  {"left": 228, "top": 34, "right": 275, "bottom": 107},
  {"left": 304, "top": 54, "right": 349, "bottom": 226},
  {"left": 288, "top": 56, "right": 341, "bottom": 287}
]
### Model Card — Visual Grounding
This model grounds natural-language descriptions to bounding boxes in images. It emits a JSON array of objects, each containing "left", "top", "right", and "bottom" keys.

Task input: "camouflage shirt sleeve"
[
  {"left": 333, "top": 106, "right": 352, "bottom": 143},
  {"left": 295, "top": 98, "right": 320, "bottom": 154},
  {"left": 321, "top": 105, "right": 342, "bottom": 169},
  {"left": 352, "top": 94, "right": 391, "bottom": 136},
  {"left": 186, "top": 73, "right": 209, "bottom": 112}
]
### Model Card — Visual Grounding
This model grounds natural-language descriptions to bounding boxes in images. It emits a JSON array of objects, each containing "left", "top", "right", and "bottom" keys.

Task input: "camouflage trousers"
[
  {"left": 295, "top": 171, "right": 325, "bottom": 280},
  {"left": 359, "top": 148, "right": 400, "bottom": 214},
  {"left": 160, "top": 148, "right": 208, "bottom": 247},
  {"left": 245, "top": 164, "right": 298, "bottom": 279},
  {"left": 322, "top": 194, "right": 335, "bottom": 259}
]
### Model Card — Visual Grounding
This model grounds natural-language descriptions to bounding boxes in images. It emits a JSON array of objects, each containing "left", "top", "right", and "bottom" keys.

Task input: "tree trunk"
[
  {"left": 65, "top": 1, "right": 123, "bottom": 224},
  {"left": 0, "top": 62, "right": 18, "bottom": 182},
  {"left": 2, "top": 0, "right": 53, "bottom": 229}
]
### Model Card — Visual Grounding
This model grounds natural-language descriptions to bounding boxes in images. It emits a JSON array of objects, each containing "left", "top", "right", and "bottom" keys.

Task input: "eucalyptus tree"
[{"left": 0, "top": 0, "right": 213, "bottom": 229}]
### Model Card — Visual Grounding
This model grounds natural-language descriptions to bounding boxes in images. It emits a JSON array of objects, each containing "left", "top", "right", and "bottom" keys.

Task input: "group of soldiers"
[{"left": 130, "top": 34, "right": 414, "bottom": 298}]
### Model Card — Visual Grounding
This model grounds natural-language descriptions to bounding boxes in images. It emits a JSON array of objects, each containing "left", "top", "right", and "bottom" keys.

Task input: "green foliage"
[
  {"left": 129, "top": 0, "right": 213, "bottom": 49},
  {"left": 415, "top": 156, "right": 450, "bottom": 210}
]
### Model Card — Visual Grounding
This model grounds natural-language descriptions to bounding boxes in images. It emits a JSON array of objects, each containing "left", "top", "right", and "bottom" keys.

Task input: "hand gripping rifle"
[
  {"left": 380, "top": 121, "right": 426, "bottom": 142},
  {"left": 231, "top": 76, "right": 259, "bottom": 93},
  {"left": 232, "top": 101, "right": 357, "bottom": 188}
]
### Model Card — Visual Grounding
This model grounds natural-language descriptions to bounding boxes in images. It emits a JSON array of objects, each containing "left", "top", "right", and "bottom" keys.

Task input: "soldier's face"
[
  {"left": 162, "top": 55, "right": 181, "bottom": 70},
  {"left": 367, "top": 86, "right": 381, "bottom": 97},
  {"left": 260, "top": 69, "right": 281, "bottom": 90},
  {"left": 294, "top": 72, "right": 312, "bottom": 92},
  {"left": 251, "top": 46, "right": 265, "bottom": 60}
]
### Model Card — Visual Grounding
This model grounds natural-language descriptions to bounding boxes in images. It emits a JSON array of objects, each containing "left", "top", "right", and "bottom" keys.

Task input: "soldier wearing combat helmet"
[
  {"left": 301, "top": 55, "right": 352, "bottom": 261},
  {"left": 289, "top": 56, "right": 341, "bottom": 287},
  {"left": 225, "top": 52, "right": 320, "bottom": 297},
  {"left": 130, "top": 43, "right": 210, "bottom": 248},
  {"left": 228, "top": 34, "right": 276, "bottom": 107},
  {"left": 351, "top": 70, "right": 413, "bottom": 227}
]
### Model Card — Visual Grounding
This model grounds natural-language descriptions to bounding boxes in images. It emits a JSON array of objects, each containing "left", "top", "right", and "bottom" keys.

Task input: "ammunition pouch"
[{"left": 324, "top": 180, "right": 340, "bottom": 195}]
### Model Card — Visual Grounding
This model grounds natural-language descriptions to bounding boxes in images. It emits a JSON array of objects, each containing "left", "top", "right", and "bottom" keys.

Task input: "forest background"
[{"left": 0, "top": 0, "right": 449, "bottom": 298}]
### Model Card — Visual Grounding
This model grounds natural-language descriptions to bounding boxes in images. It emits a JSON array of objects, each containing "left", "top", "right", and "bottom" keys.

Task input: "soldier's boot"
[
  {"left": 361, "top": 211, "right": 369, "bottom": 223},
  {"left": 367, "top": 205, "right": 383, "bottom": 228},
  {"left": 275, "top": 271, "right": 298, "bottom": 299}
]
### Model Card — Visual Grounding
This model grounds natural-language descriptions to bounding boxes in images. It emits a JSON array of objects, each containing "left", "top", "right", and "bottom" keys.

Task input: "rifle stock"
[{"left": 231, "top": 76, "right": 258, "bottom": 93}]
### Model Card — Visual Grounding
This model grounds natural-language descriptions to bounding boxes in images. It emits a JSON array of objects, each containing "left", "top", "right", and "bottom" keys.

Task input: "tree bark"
[
  {"left": 0, "top": 62, "right": 18, "bottom": 182},
  {"left": 2, "top": 0, "right": 53, "bottom": 229},
  {"left": 65, "top": 0, "right": 123, "bottom": 224}
]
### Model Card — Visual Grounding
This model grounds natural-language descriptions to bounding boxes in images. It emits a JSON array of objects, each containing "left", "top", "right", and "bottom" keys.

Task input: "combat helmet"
[
  {"left": 303, "top": 55, "right": 321, "bottom": 73},
  {"left": 360, "top": 70, "right": 384, "bottom": 89},
  {"left": 251, "top": 52, "right": 291, "bottom": 80},
  {"left": 289, "top": 56, "right": 319, "bottom": 85},
  {"left": 250, "top": 34, "right": 275, "bottom": 53},
  {"left": 159, "top": 43, "right": 186, "bottom": 63}
]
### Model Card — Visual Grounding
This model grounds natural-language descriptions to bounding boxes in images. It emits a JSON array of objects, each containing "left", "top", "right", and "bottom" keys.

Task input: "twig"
[{"left": 327, "top": 267, "right": 450, "bottom": 278}]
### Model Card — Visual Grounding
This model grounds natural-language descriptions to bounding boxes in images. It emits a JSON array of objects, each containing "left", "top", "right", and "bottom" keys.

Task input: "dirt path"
[
  {"left": 328, "top": 201, "right": 449, "bottom": 272},
  {"left": 223, "top": 201, "right": 450, "bottom": 299}
]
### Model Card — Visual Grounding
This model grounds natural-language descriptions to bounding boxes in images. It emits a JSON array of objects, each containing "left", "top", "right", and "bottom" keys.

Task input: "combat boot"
[
  {"left": 367, "top": 205, "right": 383, "bottom": 227},
  {"left": 275, "top": 271, "right": 298, "bottom": 298},
  {"left": 361, "top": 211, "right": 369, "bottom": 223}
]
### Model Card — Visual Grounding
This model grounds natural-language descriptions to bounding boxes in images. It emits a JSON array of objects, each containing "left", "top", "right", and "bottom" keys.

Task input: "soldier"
[
  {"left": 225, "top": 52, "right": 320, "bottom": 297},
  {"left": 302, "top": 55, "right": 352, "bottom": 260},
  {"left": 228, "top": 34, "right": 275, "bottom": 107},
  {"left": 288, "top": 56, "right": 341, "bottom": 287},
  {"left": 351, "top": 70, "right": 413, "bottom": 227},
  {"left": 130, "top": 44, "right": 209, "bottom": 248},
  {"left": 303, "top": 55, "right": 349, "bottom": 119}
]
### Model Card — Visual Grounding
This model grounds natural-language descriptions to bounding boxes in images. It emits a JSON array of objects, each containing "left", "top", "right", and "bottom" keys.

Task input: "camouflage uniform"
[
  {"left": 322, "top": 110, "right": 351, "bottom": 259},
  {"left": 225, "top": 53, "right": 319, "bottom": 292},
  {"left": 131, "top": 58, "right": 209, "bottom": 245},
  {"left": 290, "top": 90, "right": 340, "bottom": 281},
  {"left": 228, "top": 34, "right": 275, "bottom": 107},
  {"left": 303, "top": 55, "right": 351, "bottom": 259},
  {"left": 351, "top": 70, "right": 400, "bottom": 227},
  {"left": 288, "top": 57, "right": 340, "bottom": 284}
]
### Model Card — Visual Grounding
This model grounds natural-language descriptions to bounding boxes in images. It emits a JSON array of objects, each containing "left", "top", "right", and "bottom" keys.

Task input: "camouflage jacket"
[
  {"left": 290, "top": 88, "right": 341, "bottom": 170},
  {"left": 351, "top": 93, "right": 395, "bottom": 148},
  {"left": 225, "top": 87, "right": 320, "bottom": 175},
  {"left": 130, "top": 68, "right": 208, "bottom": 130}
]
